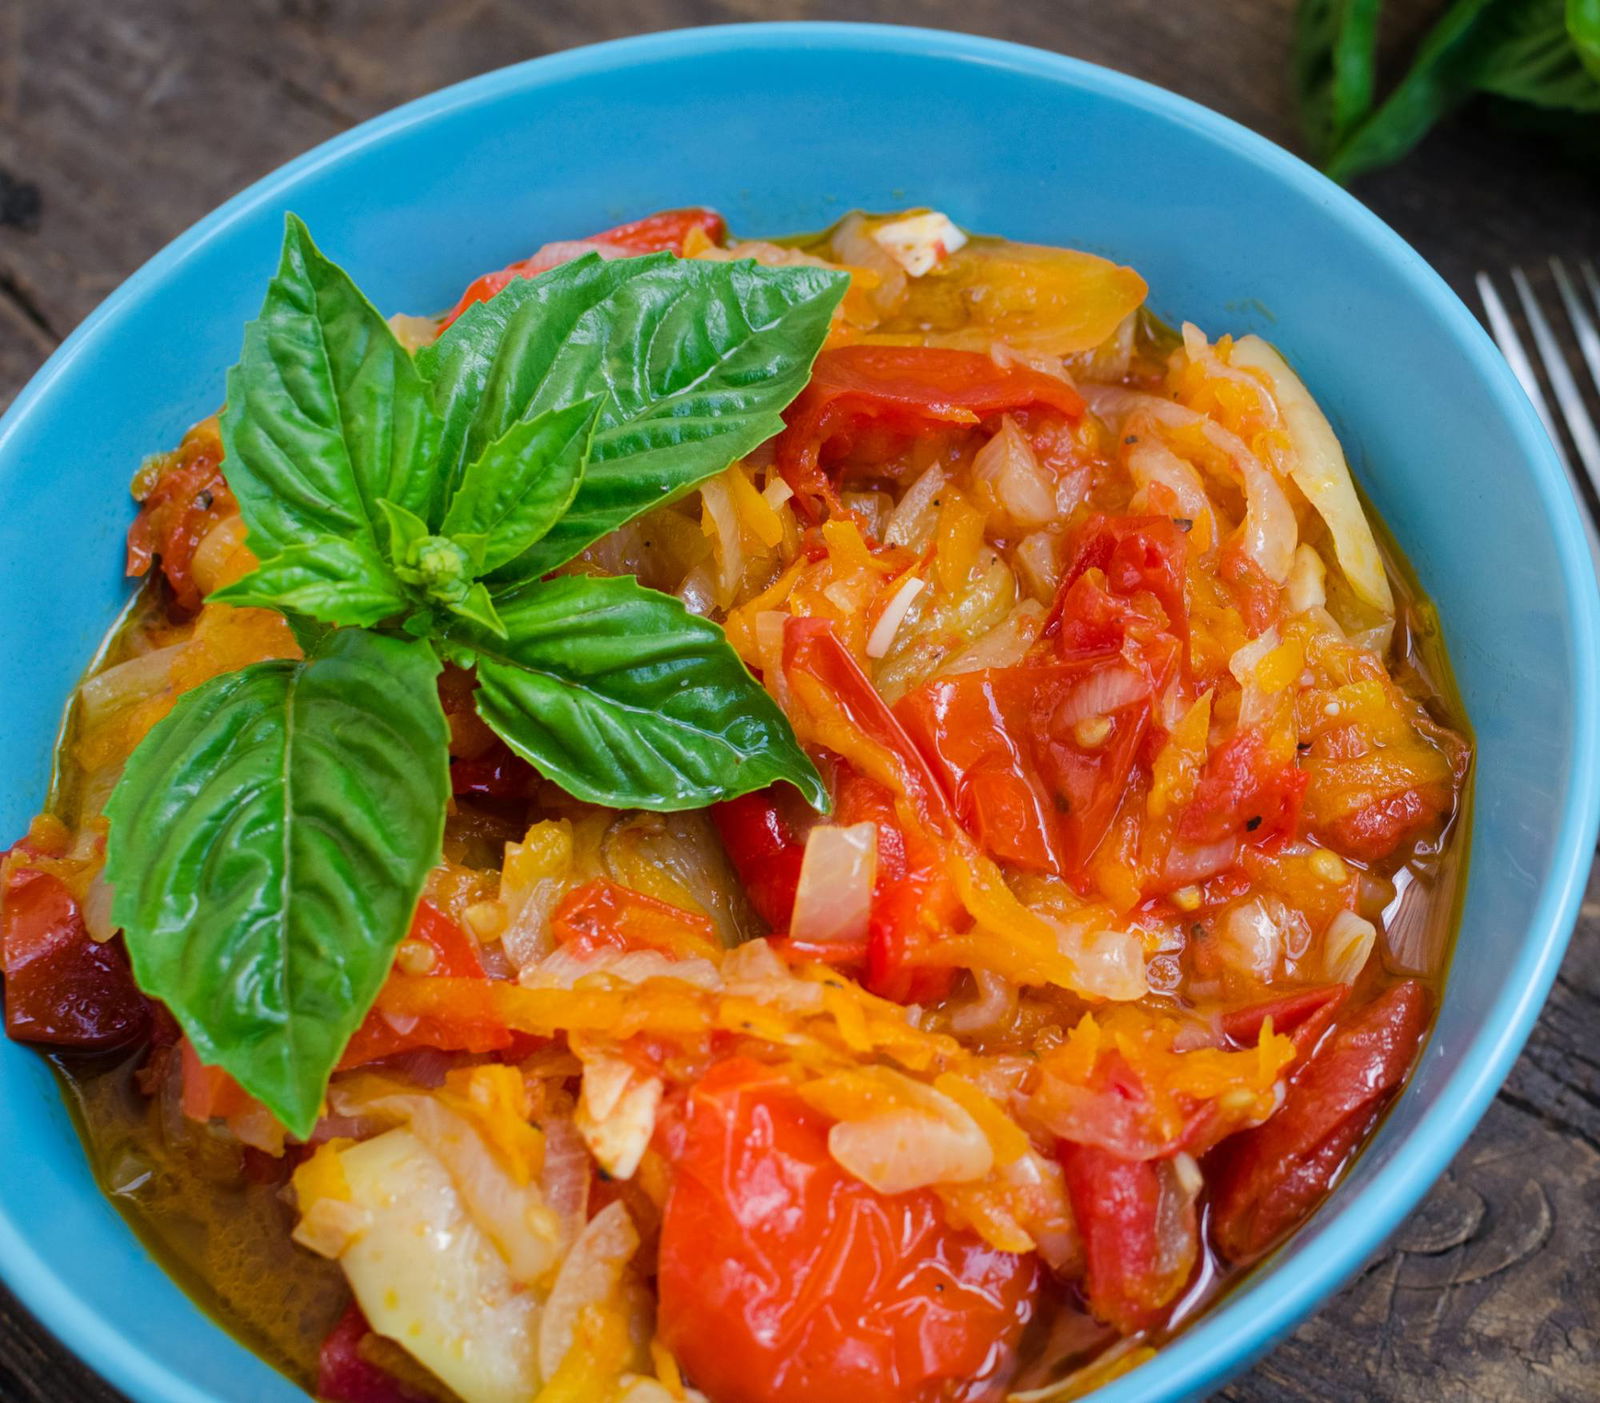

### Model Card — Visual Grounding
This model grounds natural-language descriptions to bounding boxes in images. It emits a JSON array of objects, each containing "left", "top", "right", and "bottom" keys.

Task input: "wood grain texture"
[{"left": 1, "top": 1, "right": 1597, "bottom": 1400}]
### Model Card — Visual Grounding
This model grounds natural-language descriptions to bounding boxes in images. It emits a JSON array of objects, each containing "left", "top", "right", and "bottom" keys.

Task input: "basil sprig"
[{"left": 105, "top": 215, "right": 843, "bottom": 1134}]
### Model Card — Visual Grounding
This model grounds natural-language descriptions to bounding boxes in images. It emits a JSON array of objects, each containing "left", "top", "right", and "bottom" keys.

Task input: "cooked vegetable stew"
[{"left": 2, "top": 206, "right": 1471, "bottom": 1403}]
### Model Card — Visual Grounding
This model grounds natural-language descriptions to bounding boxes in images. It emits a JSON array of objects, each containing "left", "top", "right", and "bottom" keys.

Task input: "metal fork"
[{"left": 1477, "top": 260, "right": 1600, "bottom": 560}]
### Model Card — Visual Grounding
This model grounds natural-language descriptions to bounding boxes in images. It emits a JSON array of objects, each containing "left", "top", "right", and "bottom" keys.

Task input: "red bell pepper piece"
[
  {"left": 439, "top": 207, "right": 727, "bottom": 328},
  {"left": 317, "top": 1303, "right": 438, "bottom": 1403},
  {"left": 775, "top": 345, "right": 1084, "bottom": 518},
  {"left": 1209, "top": 979, "right": 1430, "bottom": 1263},
  {"left": 337, "top": 902, "right": 510, "bottom": 1069},
  {"left": 1, "top": 866, "right": 149, "bottom": 1051},
  {"left": 1057, "top": 1143, "right": 1197, "bottom": 1335}
]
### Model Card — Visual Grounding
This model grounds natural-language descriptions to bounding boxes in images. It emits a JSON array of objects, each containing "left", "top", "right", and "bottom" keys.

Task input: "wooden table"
[{"left": 2, "top": 2, "right": 1597, "bottom": 1399}]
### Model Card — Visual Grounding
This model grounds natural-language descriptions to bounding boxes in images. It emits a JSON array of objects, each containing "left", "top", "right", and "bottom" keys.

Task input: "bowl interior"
[{"left": 1, "top": 24, "right": 1593, "bottom": 1403}]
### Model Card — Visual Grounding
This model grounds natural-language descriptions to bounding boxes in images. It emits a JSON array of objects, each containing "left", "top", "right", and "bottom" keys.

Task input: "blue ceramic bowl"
[{"left": 1, "top": 22, "right": 1594, "bottom": 1403}]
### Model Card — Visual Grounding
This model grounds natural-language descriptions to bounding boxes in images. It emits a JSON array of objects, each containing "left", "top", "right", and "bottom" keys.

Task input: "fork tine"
[
  {"left": 1477, "top": 271, "right": 1573, "bottom": 475},
  {"left": 1551, "top": 258, "right": 1600, "bottom": 399},
  {"left": 1511, "top": 267, "right": 1600, "bottom": 502}
]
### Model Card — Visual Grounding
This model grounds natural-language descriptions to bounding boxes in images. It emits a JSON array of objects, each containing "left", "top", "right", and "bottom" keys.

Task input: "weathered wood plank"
[{"left": 1, "top": 2, "right": 1597, "bottom": 1401}]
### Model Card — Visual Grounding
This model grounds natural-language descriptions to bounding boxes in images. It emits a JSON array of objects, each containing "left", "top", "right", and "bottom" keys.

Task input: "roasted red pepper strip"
[
  {"left": 439, "top": 207, "right": 727, "bottom": 328},
  {"left": 1219, "top": 983, "right": 1349, "bottom": 1054},
  {"left": 1057, "top": 1143, "right": 1197, "bottom": 1335},
  {"left": 775, "top": 345, "right": 1085, "bottom": 518},
  {"left": 1209, "top": 979, "right": 1430, "bottom": 1262},
  {"left": 317, "top": 1303, "right": 438, "bottom": 1403},
  {"left": 658, "top": 1058, "right": 1039, "bottom": 1403},
  {"left": 337, "top": 902, "right": 509, "bottom": 1069},
  {"left": 0, "top": 867, "right": 148, "bottom": 1051}
]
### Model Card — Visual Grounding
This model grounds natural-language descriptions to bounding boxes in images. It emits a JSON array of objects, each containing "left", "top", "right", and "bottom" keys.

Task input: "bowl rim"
[{"left": 2, "top": 20, "right": 1596, "bottom": 1403}]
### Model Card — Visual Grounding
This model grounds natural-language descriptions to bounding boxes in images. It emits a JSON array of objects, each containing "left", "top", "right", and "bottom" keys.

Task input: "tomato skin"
[
  {"left": 658, "top": 1059, "right": 1039, "bottom": 1403},
  {"left": 1219, "top": 983, "right": 1349, "bottom": 1054},
  {"left": 439, "top": 208, "right": 726, "bottom": 328},
  {"left": 897, "top": 661, "right": 1153, "bottom": 882},
  {"left": 449, "top": 740, "right": 538, "bottom": 800},
  {"left": 1177, "top": 727, "right": 1308, "bottom": 848},
  {"left": 317, "top": 1303, "right": 437, "bottom": 1403},
  {"left": 337, "top": 902, "right": 509, "bottom": 1068},
  {"left": 550, "top": 878, "right": 721, "bottom": 961},
  {"left": 710, "top": 788, "right": 810, "bottom": 930},
  {"left": 776, "top": 346, "right": 1084, "bottom": 518},
  {"left": 1, "top": 867, "right": 149, "bottom": 1051},
  {"left": 125, "top": 431, "right": 235, "bottom": 614},
  {"left": 1052, "top": 514, "right": 1190, "bottom": 654},
  {"left": 1056, "top": 1144, "right": 1195, "bottom": 1335},
  {"left": 1209, "top": 980, "right": 1430, "bottom": 1262}
]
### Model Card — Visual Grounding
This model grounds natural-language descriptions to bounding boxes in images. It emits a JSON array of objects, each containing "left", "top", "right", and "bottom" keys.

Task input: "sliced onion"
[
  {"left": 538, "top": 1201, "right": 639, "bottom": 1380},
  {"left": 575, "top": 1051, "right": 663, "bottom": 1181},
  {"left": 1125, "top": 421, "right": 1217, "bottom": 549},
  {"left": 1163, "top": 837, "right": 1239, "bottom": 885},
  {"left": 698, "top": 474, "right": 747, "bottom": 608},
  {"left": 1051, "top": 663, "right": 1148, "bottom": 727},
  {"left": 1219, "top": 896, "right": 1290, "bottom": 980},
  {"left": 828, "top": 1089, "right": 993, "bottom": 1195},
  {"left": 1229, "top": 336, "right": 1394, "bottom": 616},
  {"left": 937, "top": 600, "right": 1047, "bottom": 677},
  {"left": 867, "top": 576, "right": 927, "bottom": 659},
  {"left": 81, "top": 872, "right": 117, "bottom": 944},
  {"left": 1324, "top": 908, "right": 1377, "bottom": 983},
  {"left": 1228, "top": 628, "right": 1281, "bottom": 728},
  {"left": 949, "top": 967, "right": 1019, "bottom": 1036},
  {"left": 885, "top": 463, "right": 947, "bottom": 548},
  {"left": 1083, "top": 385, "right": 1296, "bottom": 584},
  {"left": 830, "top": 212, "right": 908, "bottom": 314},
  {"left": 539, "top": 1114, "right": 592, "bottom": 1246},
  {"left": 791, "top": 822, "right": 878, "bottom": 945},
  {"left": 972, "top": 415, "right": 1056, "bottom": 530},
  {"left": 1054, "top": 925, "right": 1148, "bottom": 1001},
  {"left": 1286, "top": 543, "right": 1327, "bottom": 615},
  {"left": 1013, "top": 532, "right": 1063, "bottom": 604},
  {"left": 76, "top": 644, "right": 184, "bottom": 725}
]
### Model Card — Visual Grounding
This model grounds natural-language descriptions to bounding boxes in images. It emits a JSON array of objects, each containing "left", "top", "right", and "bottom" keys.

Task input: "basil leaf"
[
  {"left": 103, "top": 629, "right": 450, "bottom": 1136},
  {"left": 1574, "top": 0, "right": 1600, "bottom": 81},
  {"left": 420, "top": 253, "right": 848, "bottom": 587},
  {"left": 208, "top": 536, "right": 409, "bottom": 627},
  {"left": 222, "top": 214, "right": 442, "bottom": 556},
  {"left": 439, "top": 397, "right": 600, "bottom": 572},
  {"left": 456, "top": 574, "right": 827, "bottom": 811},
  {"left": 1322, "top": 0, "right": 1500, "bottom": 182},
  {"left": 447, "top": 581, "right": 508, "bottom": 638},
  {"left": 1475, "top": 0, "right": 1600, "bottom": 110},
  {"left": 1294, "top": 0, "right": 1381, "bottom": 161}
]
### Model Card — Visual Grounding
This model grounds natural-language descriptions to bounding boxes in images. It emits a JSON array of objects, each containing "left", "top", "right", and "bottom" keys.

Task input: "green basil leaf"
[
  {"left": 439, "top": 397, "right": 600, "bottom": 572},
  {"left": 1294, "top": 0, "right": 1382, "bottom": 161},
  {"left": 456, "top": 574, "right": 827, "bottom": 812},
  {"left": 1573, "top": 0, "right": 1600, "bottom": 80},
  {"left": 419, "top": 253, "right": 847, "bottom": 587},
  {"left": 1475, "top": 0, "right": 1600, "bottom": 110},
  {"left": 103, "top": 629, "right": 450, "bottom": 1136},
  {"left": 222, "top": 214, "right": 443, "bottom": 556},
  {"left": 447, "top": 581, "right": 508, "bottom": 638},
  {"left": 207, "top": 536, "right": 409, "bottom": 627},
  {"left": 1323, "top": 0, "right": 1501, "bottom": 182}
]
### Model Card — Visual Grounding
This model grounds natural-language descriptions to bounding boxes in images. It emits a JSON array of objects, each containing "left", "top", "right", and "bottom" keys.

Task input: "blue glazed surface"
[{"left": 0, "top": 23, "right": 1594, "bottom": 1403}]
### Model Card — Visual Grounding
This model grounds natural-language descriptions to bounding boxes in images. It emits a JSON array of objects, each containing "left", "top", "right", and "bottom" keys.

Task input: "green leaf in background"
[
  {"left": 420, "top": 253, "right": 849, "bottom": 587},
  {"left": 439, "top": 397, "right": 599, "bottom": 572},
  {"left": 1569, "top": 0, "right": 1600, "bottom": 81},
  {"left": 221, "top": 215, "right": 443, "bottom": 555},
  {"left": 103, "top": 629, "right": 450, "bottom": 1136},
  {"left": 457, "top": 574, "right": 829, "bottom": 812},
  {"left": 1294, "top": 0, "right": 1382, "bottom": 161},
  {"left": 1476, "top": 0, "right": 1600, "bottom": 111},
  {"left": 1300, "top": 0, "right": 1600, "bottom": 181},
  {"left": 208, "top": 536, "right": 408, "bottom": 627}
]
